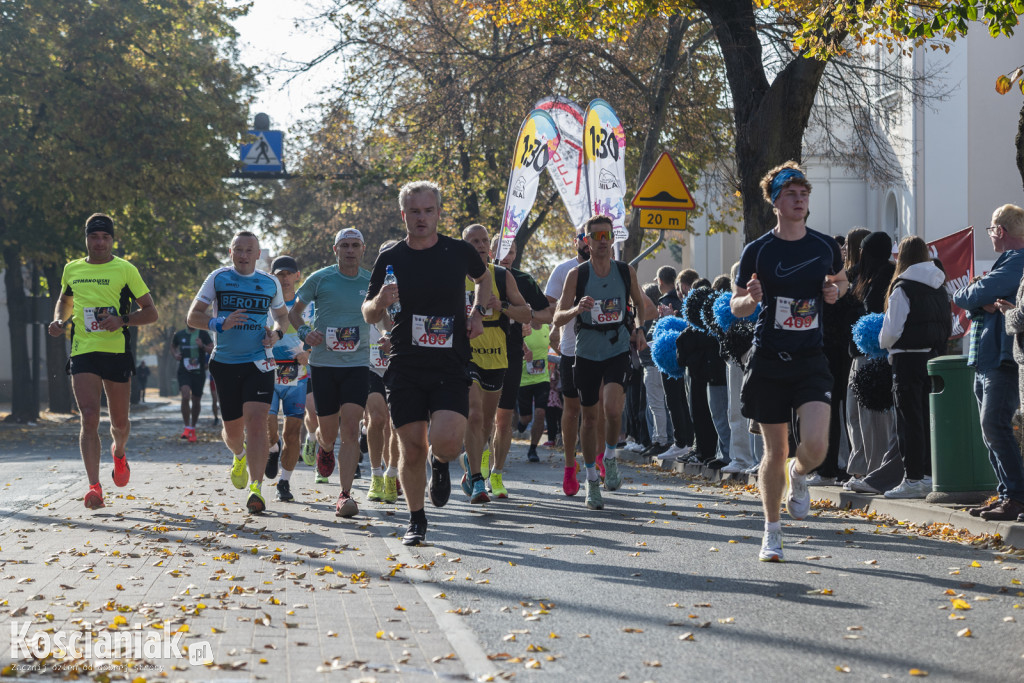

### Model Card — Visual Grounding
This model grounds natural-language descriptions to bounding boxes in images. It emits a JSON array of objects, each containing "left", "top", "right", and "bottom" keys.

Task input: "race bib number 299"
[
  {"left": 412, "top": 315, "right": 454, "bottom": 348},
  {"left": 775, "top": 296, "right": 819, "bottom": 331}
]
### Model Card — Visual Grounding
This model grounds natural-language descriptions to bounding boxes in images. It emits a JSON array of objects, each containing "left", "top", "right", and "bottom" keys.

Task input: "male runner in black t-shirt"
[
  {"left": 363, "top": 181, "right": 491, "bottom": 546},
  {"left": 171, "top": 328, "right": 214, "bottom": 442},
  {"left": 731, "top": 162, "right": 847, "bottom": 563}
]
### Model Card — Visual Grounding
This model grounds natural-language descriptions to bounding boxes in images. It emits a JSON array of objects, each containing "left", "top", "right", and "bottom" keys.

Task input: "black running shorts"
[
  {"left": 517, "top": 381, "right": 550, "bottom": 418},
  {"left": 559, "top": 354, "right": 579, "bottom": 400},
  {"left": 740, "top": 351, "right": 833, "bottom": 424},
  {"left": 574, "top": 353, "right": 630, "bottom": 408},
  {"left": 497, "top": 355, "right": 523, "bottom": 410},
  {"left": 208, "top": 359, "right": 274, "bottom": 422},
  {"left": 177, "top": 369, "right": 206, "bottom": 396},
  {"left": 469, "top": 363, "right": 505, "bottom": 393},
  {"left": 310, "top": 365, "right": 370, "bottom": 416},
  {"left": 68, "top": 351, "right": 135, "bottom": 383},
  {"left": 368, "top": 371, "right": 386, "bottom": 397},
  {"left": 384, "top": 364, "right": 471, "bottom": 429}
]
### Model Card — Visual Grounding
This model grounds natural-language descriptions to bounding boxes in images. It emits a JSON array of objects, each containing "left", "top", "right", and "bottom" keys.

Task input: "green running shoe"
[
  {"left": 383, "top": 476, "right": 398, "bottom": 503},
  {"left": 230, "top": 453, "right": 248, "bottom": 489},
  {"left": 480, "top": 447, "right": 490, "bottom": 480},
  {"left": 301, "top": 438, "right": 316, "bottom": 467},
  {"left": 367, "top": 474, "right": 386, "bottom": 502},
  {"left": 246, "top": 481, "right": 266, "bottom": 514},
  {"left": 315, "top": 474, "right": 329, "bottom": 484},
  {"left": 604, "top": 458, "right": 621, "bottom": 491},
  {"left": 489, "top": 472, "right": 508, "bottom": 499},
  {"left": 585, "top": 480, "right": 604, "bottom": 510}
]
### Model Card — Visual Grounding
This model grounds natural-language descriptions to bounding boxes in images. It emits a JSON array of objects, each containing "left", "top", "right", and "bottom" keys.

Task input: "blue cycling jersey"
[{"left": 194, "top": 266, "right": 285, "bottom": 364}]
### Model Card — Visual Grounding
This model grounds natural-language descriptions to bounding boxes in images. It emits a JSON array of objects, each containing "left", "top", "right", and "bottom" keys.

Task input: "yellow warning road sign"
[
  {"left": 639, "top": 209, "right": 687, "bottom": 231},
  {"left": 630, "top": 152, "right": 696, "bottom": 210}
]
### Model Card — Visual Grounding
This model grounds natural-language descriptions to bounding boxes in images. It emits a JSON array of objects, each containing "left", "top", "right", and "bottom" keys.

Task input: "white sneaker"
[
  {"left": 786, "top": 460, "right": 811, "bottom": 520},
  {"left": 805, "top": 474, "right": 836, "bottom": 486},
  {"left": 658, "top": 444, "right": 690, "bottom": 461},
  {"left": 759, "top": 529, "right": 784, "bottom": 562},
  {"left": 624, "top": 441, "right": 646, "bottom": 453},
  {"left": 721, "top": 461, "right": 746, "bottom": 474},
  {"left": 884, "top": 477, "right": 931, "bottom": 499},
  {"left": 744, "top": 463, "right": 761, "bottom": 474},
  {"left": 842, "top": 477, "right": 861, "bottom": 491},
  {"left": 847, "top": 478, "right": 881, "bottom": 494}
]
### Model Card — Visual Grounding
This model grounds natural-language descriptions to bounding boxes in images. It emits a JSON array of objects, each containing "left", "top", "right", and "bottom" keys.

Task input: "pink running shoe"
[
  {"left": 596, "top": 452, "right": 606, "bottom": 480},
  {"left": 563, "top": 466, "right": 580, "bottom": 497}
]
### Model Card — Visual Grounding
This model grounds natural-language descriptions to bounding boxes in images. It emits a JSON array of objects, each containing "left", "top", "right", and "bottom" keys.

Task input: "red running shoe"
[
  {"left": 180, "top": 427, "right": 190, "bottom": 439},
  {"left": 111, "top": 445, "right": 130, "bottom": 487},
  {"left": 316, "top": 444, "right": 336, "bottom": 478},
  {"left": 187, "top": 428, "right": 197, "bottom": 443},
  {"left": 84, "top": 483, "right": 105, "bottom": 509},
  {"left": 563, "top": 466, "right": 580, "bottom": 497}
]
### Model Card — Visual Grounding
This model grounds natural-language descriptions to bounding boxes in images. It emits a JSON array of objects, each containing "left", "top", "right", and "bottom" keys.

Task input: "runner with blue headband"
[{"left": 730, "top": 161, "right": 849, "bottom": 562}]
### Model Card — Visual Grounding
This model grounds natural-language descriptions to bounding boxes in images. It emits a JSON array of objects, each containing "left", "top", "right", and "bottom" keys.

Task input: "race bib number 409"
[
  {"left": 327, "top": 326, "right": 360, "bottom": 352},
  {"left": 774, "top": 296, "right": 819, "bottom": 331},
  {"left": 83, "top": 307, "right": 117, "bottom": 332},
  {"left": 412, "top": 315, "right": 454, "bottom": 348}
]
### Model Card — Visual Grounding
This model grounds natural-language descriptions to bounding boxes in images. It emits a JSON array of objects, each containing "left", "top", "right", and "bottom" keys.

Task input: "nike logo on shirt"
[{"left": 774, "top": 257, "right": 820, "bottom": 278}]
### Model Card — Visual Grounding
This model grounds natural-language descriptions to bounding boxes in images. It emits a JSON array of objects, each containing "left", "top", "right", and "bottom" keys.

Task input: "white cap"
[{"left": 334, "top": 228, "right": 364, "bottom": 244}]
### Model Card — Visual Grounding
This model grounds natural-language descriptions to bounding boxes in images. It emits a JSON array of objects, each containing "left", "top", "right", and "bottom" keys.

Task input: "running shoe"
[
  {"left": 585, "top": 480, "right": 603, "bottom": 510},
  {"left": 595, "top": 452, "right": 606, "bottom": 480},
  {"left": 230, "top": 453, "right": 248, "bottom": 489},
  {"left": 335, "top": 490, "right": 358, "bottom": 518},
  {"left": 315, "top": 474, "right": 329, "bottom": 484},
  {"left": 367, "top": 475, "right": 386, "bottom": 502},
  {"left": 383, "top": 476, "right": 399, "bottom": 504},
  {"left": 470, "top": 478, "right": 490, "bottom": 504},
  {"left": 265, "top": 440, "right": 281, "bottom": 479},
  {"left": 111, "top": 445, "right": 130, "bottom": 487},
  {"left": 428, "top": 453, "right": 451, "bottom": 508},
  {"left": 759, "top": 530, "right": 784, "bottom": 562},
  {"left": 489, "top": 472, "right": 508, "bottom": 499},
  {"left": 883, "top": 477, "right": 931, "bottom": 499},
  {"left": 720, "top": 461, "right": 746, "bottom": 474},
  {"left": 527, "top": 446, "right": 540, "bottom": 462},
  {"left": 403, "top": 519, "right": 427, "bottom": 546},
  {"left": 180, "top": 427, "right": 190, "bottom": 440},
  {"left": 786, "top": 460, "right": 810, "bottom": 520},
  {"left": 459, "top": 452, "right": 473, "bottom": 497},
  {"left": 562, "top": 467, "right": 580, "bottom": 497},
  {"left": 301, "top": 438, "right": 316, "bottom": 467},
  {"left": 481, "top": 448, "right": 490, "bottom": 480},
  {"left": 542, "top": 440, "right": 555, "bottom": 447},
  {"left": 316, "top": 444, "right": 335, "bottom": 478},
  {"left": 846, "top": 478, "right": 880, "bottom": 494},
  {"left": 276, "top": 479, "right": 294, "bottom": 502},
  {"left": 246, "top": 482, "right": 266, "bottom": 514},
  {"left": 84, "top": 483, "right": 104, "bottom": 510},
  {"left": 642, "top": 442, "right": 671, "bottom": 459},
  {"left": 805, "top": 474, "right": 836, "bottom": 486},
  {"left": 604, "top": 458, "right": 621, "bottom": 491},
  {"left": 354, "top": 462, "right": 362, "bottom": 479},
  {"left": 187, "top": 428, "right": 197, "bottom": 443}
]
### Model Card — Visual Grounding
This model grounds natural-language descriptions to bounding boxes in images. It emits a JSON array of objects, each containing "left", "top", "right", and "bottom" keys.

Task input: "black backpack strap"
[{"left": 573, "top": 261, "right": 591, "bottom": 305}]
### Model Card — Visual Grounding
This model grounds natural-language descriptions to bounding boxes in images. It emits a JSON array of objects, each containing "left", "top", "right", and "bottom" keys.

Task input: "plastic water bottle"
[{"left": 384, "top": 265, "right": 401, "bottom": 318}]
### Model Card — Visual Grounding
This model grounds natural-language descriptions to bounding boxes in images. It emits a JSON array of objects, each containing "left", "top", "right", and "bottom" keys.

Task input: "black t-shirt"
[
  {"left": 366, "top": 235, "right": 486, "bottom": 372},
  {"left": 172, "top": 329, "right": 213, "bottom": 374},
  {"left": 506, "top": 267, "right": 549, "bottom": 361},
  {"left": 737, "top": 227, "right": 843, "bottom": 354},
  {"left": 659, "top": 291, "right": 682, "bottom": 312}
]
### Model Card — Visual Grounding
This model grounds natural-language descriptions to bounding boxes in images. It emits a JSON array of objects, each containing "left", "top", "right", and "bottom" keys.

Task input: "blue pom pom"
[
  {"left": 651, "top": 329, "right": 685, "bottom": 378},
  {"left": 712, "top": 293, "right": 737, "bottom": 332},
  {"left": 852, "top": 313, "right": 886, "bottom": 358},
  {"left": 651, "top": 315, "right": 687, "bottom": 340}
]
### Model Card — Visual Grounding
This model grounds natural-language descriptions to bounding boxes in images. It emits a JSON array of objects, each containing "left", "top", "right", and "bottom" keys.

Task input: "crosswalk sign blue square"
[{"left": 240, "top": 130, "right": 283, "bottom": 173}]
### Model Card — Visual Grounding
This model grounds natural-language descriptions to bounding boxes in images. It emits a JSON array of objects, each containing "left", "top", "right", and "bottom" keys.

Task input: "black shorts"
[
  {"left": 497, "top": 357, "right": 523, "bottom": 410},
  {"left": 384, "top": 365, "right": 471, "bottom": 429},
  {"left": 368, "top": 371, "right": 386, "bottom": 397},
  {"left": 67, "top": 352, "right": 135, "bottom": 383},
  {"left": 573, "top": 353, "right": 630, "bottom": 408},
  {"left": 740, "top": 350, "right": 833, "bottom": 424},
  {"left": 469, "top": 363, "right": 505, "bottom": 393},
  {"left": 310, "top": 365, "right": 370, "bottom": 416},
  {"left": 177, "top": 369, "right": 206, "bottom": 396},
  {"left": 208, "top": 359, "right": 274, "bottom": 422},
  {"left": 517, "top": 381, "right": 550, "bottom": 417},
  {"left": 559, "top": 354, "right": 579, "bottom": 400}
]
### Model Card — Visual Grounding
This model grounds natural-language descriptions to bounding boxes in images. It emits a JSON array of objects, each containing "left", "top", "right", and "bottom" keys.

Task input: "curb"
[{"left": 618, "top": 449, "right": 1024, "bottom": 549}]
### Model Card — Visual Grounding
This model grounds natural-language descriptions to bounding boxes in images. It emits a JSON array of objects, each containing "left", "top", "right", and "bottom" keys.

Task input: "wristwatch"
[
  {"left": 474, "top": 304, "right": 487, "bottom": 316},
  {"left": 121, "top": 315, "right": 130, "bottom": 327}
]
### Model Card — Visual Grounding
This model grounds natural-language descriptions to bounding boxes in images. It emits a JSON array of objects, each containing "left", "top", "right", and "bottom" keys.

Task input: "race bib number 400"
[
  {"left": 594, "top": 298, "right": 623, "bottom": 324},
  {"left": 412, "top": 315, "right": 454, "bottom": 348},
  {"left": 83, "top": 307, "right": 117, "bottom": 333},
  {"left": 774, "top": 296, "right": 819, "bottom": 331},
  {"left": 327, "top": 326, "right": 360, "bottom": 352},
  {"left": 369, "top": 341, "right": 389, "bottom": 368}
]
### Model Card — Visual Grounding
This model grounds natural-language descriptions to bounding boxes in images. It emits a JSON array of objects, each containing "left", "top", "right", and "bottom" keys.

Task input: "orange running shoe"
[
  {"left": 111, "top": 445, "right": 130, "bottom": 487},
  {"left": 84, "top": 483, "right": 104, "bottom": 509}
]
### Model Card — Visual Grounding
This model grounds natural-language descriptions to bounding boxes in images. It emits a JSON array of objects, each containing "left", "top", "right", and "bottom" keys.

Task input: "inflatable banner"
[
  {"left": 583, "top": 98, "right": 628, "bottom": 243},
  {"left": 535, "top": 96, "right": 589, "bottom": 230}
]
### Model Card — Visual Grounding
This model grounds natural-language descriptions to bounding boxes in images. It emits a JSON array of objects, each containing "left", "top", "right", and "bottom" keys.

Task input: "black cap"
[
  {"left": 270, "top": 255, "right": 299, "bottom": 273},
  {"left": 85, "top": 213, "right": 114, "bottom": 236}
]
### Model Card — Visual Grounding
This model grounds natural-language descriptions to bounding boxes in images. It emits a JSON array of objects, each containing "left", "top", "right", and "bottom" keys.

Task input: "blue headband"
[{"left": 770, "top": 168, "right": 805, "bottom": 203}]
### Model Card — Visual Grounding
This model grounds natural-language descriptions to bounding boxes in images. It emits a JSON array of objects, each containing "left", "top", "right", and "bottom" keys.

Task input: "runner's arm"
[
  {"left": 552, "top": 269, "right": 583, "bottom": 328},
  {"left": 731, "top": 277, "right": 760, "bottom": 318},
  {"left": 501, "top": 270, "right": 533, "bottom": 324},
  {"left": 48, "top": 292, "right": 73, "bottom": 337},
  {"left": 129, "top": 293, "right": 159, "bottom": 327},
  {"left": 269, "top": 304, "right": 290, "bottom": 337},
  {"left": 825, "top": 268, "right": 849, "bottom": 303},
  {"left": 288, "top": 298, "right": 309, "bottom": 332},
  {"left": 627, "top": 266, "right": 649, "bottom": 352}
]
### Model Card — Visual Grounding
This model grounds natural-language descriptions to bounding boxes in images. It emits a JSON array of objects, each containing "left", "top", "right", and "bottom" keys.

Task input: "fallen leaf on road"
[
  {"left": 909, "top": 669, "right": 929, "bottom": 676},
  {"left": 679, "top": 632, "right": 695, "bottom": 641},
  {"left": 836, "top": 665, "right": 851, "bottom": 673},
  {"left": 956, "top": 628, "right": 972, "bottom": 637}
]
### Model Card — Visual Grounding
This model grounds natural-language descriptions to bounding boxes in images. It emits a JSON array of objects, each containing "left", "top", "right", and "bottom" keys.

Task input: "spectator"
[
  {"left": 640, "top": 282, "right": 672, "bottom": 457},
  {"left": 953, "top": 204, "right": 1024, "bottom": 520},
  {"left": 655, "top": 268, "right": 695, "bottom": 461},
  {"left": 136, "top": 360, "right": 150, "bottom": 404},
  {"left": 722, "top": 261, "right": 761, "bottom": 474}
]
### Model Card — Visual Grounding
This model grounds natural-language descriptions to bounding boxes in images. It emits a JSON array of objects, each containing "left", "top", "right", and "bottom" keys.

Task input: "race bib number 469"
[
  {"left": 595, "top": 298, "right": 623, "bottom": 324},
  {"left": 83, "top": 307, "right": 117, "bottom": 332},
  {"left": 412, "top": 315, "right": 454, "bottom": 348},
  {"left": 774, "top": 296, "right": 819, "bottom": 331},
  {"left": 327, "top": 326, "right": 360, "bottom": 352}
]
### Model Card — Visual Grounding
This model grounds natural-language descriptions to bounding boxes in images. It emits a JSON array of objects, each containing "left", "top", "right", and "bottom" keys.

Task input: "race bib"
[
  {"left": 465, "top": 292, "right": 492, "bottom": 317},
  {"left": 275, "top": 359, "right": 299, "bottom": 386},
  {"left": 254, "top": 357, "right": 276, "bottom": 373},
  {"left": 82, "top": 307, "right": 117, "bottom": 333},
  {"left": 369, "top": 341, "right": 389, "bottom": 369},
  {"left": 183, "top": 357, "right": 201, "bottom": 372},
  {"left": 412, "top": 315, "right": 454, "bottom": 348},
  {"left": 594, "top": 298, "right": 624, "bottom": 324},
  {"left": 327, "top": 326, "right": 360, "bottom": 352},
  {"left": 527, "top": 359, "right": 546, "bottom": 375},
  {"left": 774, "top": 296, "right": 819, "bottom": 331}
]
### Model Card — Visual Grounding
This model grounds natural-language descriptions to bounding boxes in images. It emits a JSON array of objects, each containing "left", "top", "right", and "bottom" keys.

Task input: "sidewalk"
[{"left": 619, "top": 450, "right": 1024, "bottom": 549}]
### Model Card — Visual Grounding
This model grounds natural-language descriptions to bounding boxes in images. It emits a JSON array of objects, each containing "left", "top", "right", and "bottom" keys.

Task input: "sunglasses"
[
  {"left": 987, "top": 225, "right": 1002, "bottom": 236},
  {"left": 586, "top": 230, "right": 612, "bottom": 242}
]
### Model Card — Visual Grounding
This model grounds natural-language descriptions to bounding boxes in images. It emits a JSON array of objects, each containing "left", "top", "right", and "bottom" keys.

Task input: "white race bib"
[
  {"left": 412, "top": 315, "right": 454, "bottom": 348},
  {"left": 593, "top": 298, "right": 624, "bottom": 324},
  {"left": 82, "top": 307, "right": 117, "bottom": 333},
  {"left": 774, "top": 296, "right": 819, "bottom": 331},
  {"left": 275, "top": 360, "right": 300, "bottom": 386},
  {"left": 254, "top": 358, "right": 276, "bottom": 373},
  {"left": 183, "top": 357, "right": 201, "bottom": 372},
  {"left": 369, "top": 341, "right": 389, "bottom": 369},
  {"left": 326, "top": 326, "right": 360, "bottom": 352},
  {"left": 527, "top": 359, "right": 546, "bottom": 375},
  {"left": 465, "top": 291, "right": 492, "bottom": 317}
]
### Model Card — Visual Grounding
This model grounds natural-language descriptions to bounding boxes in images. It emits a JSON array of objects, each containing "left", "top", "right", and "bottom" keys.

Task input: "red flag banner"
[{"left": 927, "top": 226, "right": 974, "bottom": 339}]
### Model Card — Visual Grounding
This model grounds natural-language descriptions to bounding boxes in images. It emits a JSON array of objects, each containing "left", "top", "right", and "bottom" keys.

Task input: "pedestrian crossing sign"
[{"left": 240, "top": 130, "right": 284, "bottom": 173}]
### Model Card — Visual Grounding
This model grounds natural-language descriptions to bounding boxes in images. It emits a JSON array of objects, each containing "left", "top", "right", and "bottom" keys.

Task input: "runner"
[
  {"left": 363, "top": 181, "right": 490, "bottom": 546},
  {"left": 49, "top": 213, "right": 159, "bottom": 509},
  {"left": 459, "top": 224, "right": 532, "bottom": 502},
  {"left": 366, "top": 240, "right": 401, "bottom": 505},
  {"left": 490, "top": 236, "right": 553, "bottom": 489},
  {"left": 171, "top": 326, "right": 213, "bottom": 442},
  {"left": 208, "top": 370, "right": 220, "bottom": 426},
  {"left": 289, "top": 229, "right": 371, "bottom": 518},
  {"left": 553, "top": 215, "right": 648, "bottom": 509},
  {"left": 264, "top": 255, "right": 311, "bottom": 503},
  {"left": 731, "top": 162, "right": 847, "bottom": 562},
  {"left": 187, "top": 230, "right": 289, "bottom": 514},
  {"left": 518, "top": 319, "right": 552, "bottom": 461}
]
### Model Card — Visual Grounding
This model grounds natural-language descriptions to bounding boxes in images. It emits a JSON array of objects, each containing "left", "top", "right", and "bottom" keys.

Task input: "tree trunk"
[
  {"left": 514, "top": 191, "right": 560, "bottom": 269},
  {"left": 43, "top": 262, "right": 73, "bottom": 413},
  {"left": 3, "top": 244, "right": 37, "bottom": 422}
]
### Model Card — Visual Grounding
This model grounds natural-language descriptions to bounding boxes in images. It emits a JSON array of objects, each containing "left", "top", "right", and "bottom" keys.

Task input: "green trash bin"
[{"left": 928, "top": 355, "right": 998, "bottom": 495}]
